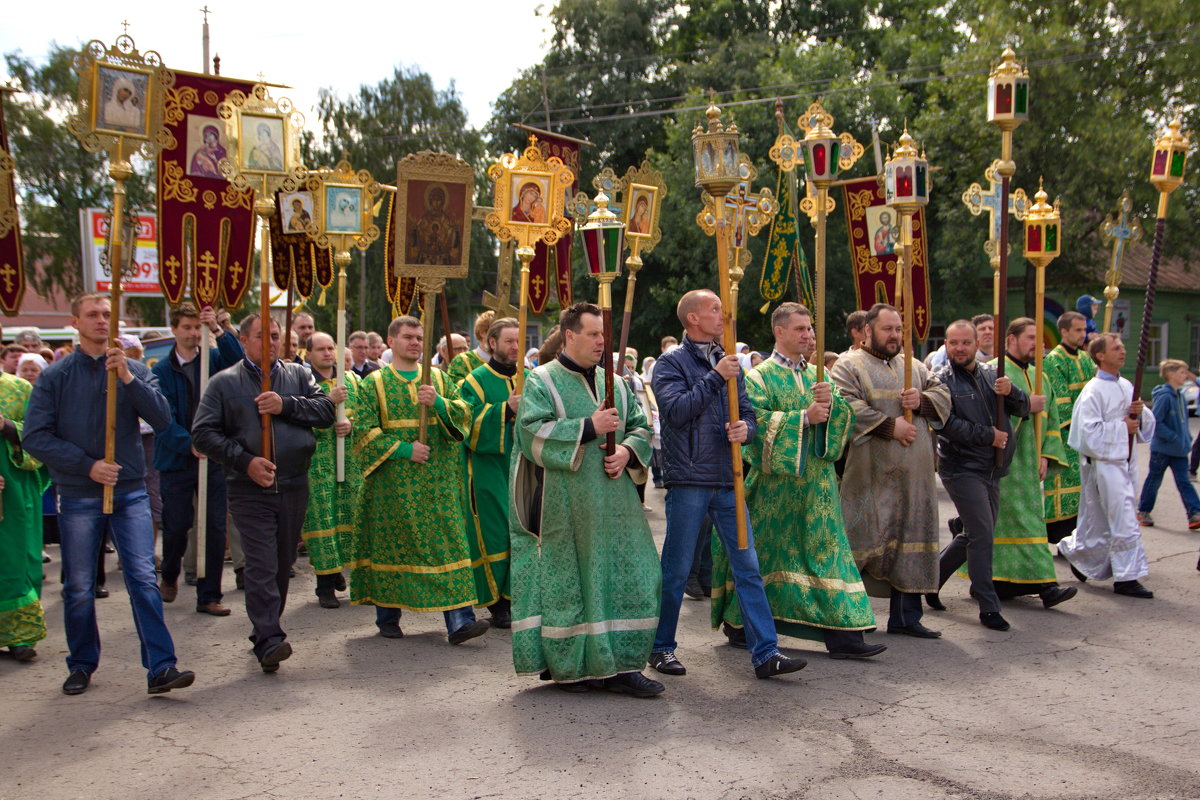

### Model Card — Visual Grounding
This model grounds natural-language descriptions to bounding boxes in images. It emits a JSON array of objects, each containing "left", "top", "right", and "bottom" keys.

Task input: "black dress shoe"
[
  {"left": 62, "top": 669, "right": 91, "bottom": 695},
  {"left": 317, "top": 595, "right": 340, "bottom": 609},
  {"left": 1113, "top": 580, "right": 1154, "bottom": 599},
  {"left": 377, "top": 622, "right": 404, "bottom": 639},
  {"left": 980, "top": 612, "right": 1011, "bottom": 631},
  {"left": 148, "top": 666, "right": 195, "bottom": 694},
  {"left": 448, "top": 619, "right": 490, "bottom": 645},
  {"left": 259, "top": 641, "right": 292, "bottom": 674},
  {"left": 648, "top": 650, "right": 686, "bottom": 676},
  {"left": 9, "top": 645, "right": 37, "bottom": 662},
  {"left": 1039, "top": 585, "right": 1077, "bottom": 608},
  {"left": 754, "top": 653, "right": 808, "bottom": 679},
  {"left": 603, "top": 671, "right": 665, "bottom": 697},
  {"left": 333, "top": 572, "right": 347, "bottom": 592},
  {"left": 924, "top": 593, "right": 946, "bottom": 611},
  {"left": 94, "top": 586, "right": 109, "bottom": 599},
  {"left": 723, "top": 622, "right": 747, "bottom": 649},
  {"left": 555, "top": 680, "right": 592, "bottom": 693},
  {"left": 828, "top": 642, "right": 887, "bottom": 659},
  {"left": 948, "top": 517, "right": 964, "bottom": 535},
  {"left": 488, "top": 598, "right": 511, "bottom": 629},
  {"left": 887, "top": 622, "right": 942, "bottom": 638}
]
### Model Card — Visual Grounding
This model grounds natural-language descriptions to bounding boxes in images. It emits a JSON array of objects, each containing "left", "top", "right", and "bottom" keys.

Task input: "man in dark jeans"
[
  {"left": 24, "top": 293, "right": 194, "bottom": 696},
  {"left": 927, "top": 319, "right": 1029, "bottom": 631},
  {"left": 192, "top": 314, "right": 334, "bottom": 673},
  {"left": 649, "top": 289, "right": 806, "bottom": 680},
  {"left": 153, "top": 303, "right": 243, "bottom": 615}
]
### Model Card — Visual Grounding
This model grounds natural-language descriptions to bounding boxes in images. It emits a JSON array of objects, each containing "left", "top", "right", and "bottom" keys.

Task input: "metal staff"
[
  {"left": 1099, "top": 192, "right": 1142, "bottom": 334},
  {"left": 1021, "top": 179, "right": 1062, "bottom": 462},
  {"left": 102, "top": 152, "right": 132, "bottom": 514},
  {"left": 985, "top": 47, "right": 1030, "bottom": 466},
  {"left": 578, "top": 192, "right": 625, "bottom": 461},
  {"left": 1132, "top": 116, "right": 1189, "bottom": 455},
  {"left": 416, "top": 277, "right": 444, "bottom": 445}
]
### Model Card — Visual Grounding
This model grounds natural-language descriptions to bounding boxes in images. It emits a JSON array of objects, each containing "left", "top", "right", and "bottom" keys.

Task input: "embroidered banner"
[
  {"left": 384, "top": 192, "right": 417, "bottom": 315},
  {"left": 268, "top": 192, "right": 333, "bottom": 301},
  {"left": 0, "top": 98, "right": 25, "bottom": 315},
  {"left": 759, "top": 168, "right": 812, "bottom": 310},
  {"left": 156, "top": 71, "right": 256, "bottom": 308},
  {"left": 534, "top": 133, "right": 580, "bottom": 311},
  {"left": 841, "top": 176, "right": 931, "bottom": 341}
]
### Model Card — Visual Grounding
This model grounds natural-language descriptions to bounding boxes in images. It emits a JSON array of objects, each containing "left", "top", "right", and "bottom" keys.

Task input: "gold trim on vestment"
[
  {"left": 346, "top": 556, "right": 472, "bottom": 574},
  {"left": 510, "top": 615, "right": 660, "bottom": 639},
  {"left": 760, "top": 570, "right": 866, "bottom": 594}
]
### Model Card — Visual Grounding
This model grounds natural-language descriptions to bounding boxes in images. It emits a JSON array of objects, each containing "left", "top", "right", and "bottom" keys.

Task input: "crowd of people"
[{"left": 1, "top": 289, "right": 1198, "bottom": 699}]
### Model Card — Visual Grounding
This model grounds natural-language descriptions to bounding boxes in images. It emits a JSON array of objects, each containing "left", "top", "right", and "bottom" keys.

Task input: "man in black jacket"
[
  {"left": 649, "top": 289, "right": 806, "bottom": 680},
  {"left": 928, "top": 319, "right": 1028, "bottom": 631},
  {"left": 192, "top": 314, "right": 335, "bottom": 673}
]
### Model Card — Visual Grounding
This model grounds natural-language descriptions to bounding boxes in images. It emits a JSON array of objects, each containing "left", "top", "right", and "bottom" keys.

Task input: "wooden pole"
[
  {"left": 438, "top": 287, "right": 453, "bottom": 356},
  {"left": 255, "top": 187, "right": 274, "bottom": 465},
  {"left": 1131, "top": 207, "right": 1168, "bottom": 458},
  {"left": 102, "top": 147, "right": 133, "bottom": 514},
  {"left": 416, "top": 278, "right": 442, "bottom": 445},
  {"left": 1033, "top": 262, "right": 1046, "bottom": 461},
  {"left": 195, "top": 320, "right": 210, "bottom": 579},
  {"left": 598, "top": 276, "right": 617, "bottom": 460},
  {"left": 900, "top": 213, "right": 915, "bottom": 423},
  {"left": 514, "top": 247, "right": 535, "bottom": 395},
  {"left": 714, "top": 205, "right": 748, "bottom": 550},
  {"left": 334, "top": 249, "right": 350, "bottom": 481}
]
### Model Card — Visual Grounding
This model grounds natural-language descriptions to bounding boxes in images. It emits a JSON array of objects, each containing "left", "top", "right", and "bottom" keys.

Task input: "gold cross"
[
  {"left": 197, "top": 250, "right": 219, "bottom": 299},
  {"left": 165, "top": 255, "right": 181, "bottom": 284},
  {"left": 200, "top": 5, "right": 210, "bottom": 22},
  {"left": 531, "top": 273, "right": 545, "bottom": 298},
  {"left": 0, "top": 262, "right": 16, "bottom": 293},
  {"left": 121, "top": 20, "right": 131, "bottom": 35},
  {"left": 227, "top": 260, "right": 243, "bottom": 285}
]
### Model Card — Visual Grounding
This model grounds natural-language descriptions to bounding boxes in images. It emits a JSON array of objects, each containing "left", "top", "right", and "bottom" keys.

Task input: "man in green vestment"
[
  {"left": 301, "top": 333, "right": 362, "bottom": 609},
  {"left": 977, "top": 317, "right": 1076, "bottom": 608},
  {"left": 350, "top": 315, "right": 488, "bottom": 645},
  {"left": 1042, "top": 310, "right": 1095, "bottom": 543},
  {"left": 509, "top": 302, "right": 664, "bottom": 697},
  {"left": 447, "top": 310, "right": 494, "bottom": 385},
  {"left": 0, "top": 372, "right": 49, "bottom": 662},
  {"left": 460, "top": 317, "right": 524, "bottom": 628},
  {"left": 714, "top": 303, "right": 885, "bottom": 659}
]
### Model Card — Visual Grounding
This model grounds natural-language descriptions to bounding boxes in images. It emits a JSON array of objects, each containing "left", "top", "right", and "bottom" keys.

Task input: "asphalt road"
[{"left": 4, "top": 426, "right": 1199, "bottom": 800}]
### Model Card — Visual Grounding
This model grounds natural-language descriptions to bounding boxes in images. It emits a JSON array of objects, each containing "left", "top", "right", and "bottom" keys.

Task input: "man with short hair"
[
  {"left": 351, "top": 316, "right": 487, "bottom": 645},
  {"left": 365, "top": 332, "right": 386, "bottom": 363},
  {"left": 928, "top": 320, "right": 1029, "bottom": 631},
  {"left": 2, "top": 344, "right": 27, "bottom": 374},
  {"left": 651, "top": 289, "right": 807, "bottom": 679},
  {"left": 448, "top": 310, "right": 495, "bottom": 385},
  {"left": 831, "top": 303, "right": 951, "bottom": 638},
  {"left": 291, "top": 312, "right": 315, "bottom": 359},
  {"left": 984, "top": 318, "right": 1076, "bottom": 608},
  {"left": 510, "top": 302, "right": 664, "bottom": 696},
  {"left": 843, "top": 310, "right": 867, "bottom": 353},
  {"left": 13, "top": 329, "right": 42, "bottom": 351},
  {"left": 660, "top": 335, "right": 678, "bottom": 353},
  {"left": 435, "top": 332, "right": 469, "bottom": 369},
  {"left": 460, "top": 317, "right": 524, "bottom": 628},
  {"left": 972, "top": 314, "right": 995, "bottom": 363},
  {"left": 301, "top": 332, "right": 361, "bottom": 608},
  {"left": 24, "top": 293, "right": 193, "bottom": 696},
  {"left": 1042, "top": 310, "right": 1096, "bottom": 543},
  {"left": 152, "top": 302, "right": 244, "bottom": 616},
  {"left": 347, "top": 330, "right": 378, "bottom": 380},
  {"left": 716, "top": 302, "right": 885, "bottom": 659},
  {"left": 1058, "top": 333, "right": 1156, "bottom": 597},
  {"left": 192, "top": 314, "right": 335, "bottom": 672}
]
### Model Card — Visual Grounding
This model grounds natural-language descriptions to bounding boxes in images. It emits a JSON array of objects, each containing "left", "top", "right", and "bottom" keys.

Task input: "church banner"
[
  {"left": 841, "top": 176, "right": 931, "bottom": 341},
  {"left": 0, "top": 98, "right": 25, "bottom": 315},
  {"left": 269, "top": 190, "right": 333, "bottom": 301},
  {"left": 384, "top": 192, "right": 417, "bottom": 315},
  {"left": 156, "top": 71, "right": 256, "bottom": 308},
  {"left": 533, "top": 133, "right": 579, "bottom": 311},
  {"left": 759, "top": 169, "right": 813, "bottom": 311}
]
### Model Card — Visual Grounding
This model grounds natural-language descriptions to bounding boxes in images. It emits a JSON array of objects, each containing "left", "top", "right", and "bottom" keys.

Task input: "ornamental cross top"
[{"left": 961, "top": 159, "right": 1029, "bottom": 264}]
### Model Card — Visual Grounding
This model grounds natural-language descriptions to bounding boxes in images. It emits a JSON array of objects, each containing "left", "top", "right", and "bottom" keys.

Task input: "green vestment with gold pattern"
[
  {"left": 460, "top": 362, "right": 526, "bottom": 606},
  {"left": 1042, "top": 344, "right": 1095, "bottom": 523},
  {"left": 509, "top": 359, "right": 660, "bottom": 682},
  {"left": 448, "top": 349, "right": 486, "bottom": 386},
  {"left": 0, "top": 374, "right": 50, "bottom": 649},
  {"left": 301, "top": 372, "right": 363, "bottom": 574},
  {"left": 350, "top": 365, "right": 476, "bottom": 612},
  {"left": 713, "top": 359, "right": 875, "bottom": 641},
  {"left": 961, "top": 356, "right": 1068, "bottom": 584}
]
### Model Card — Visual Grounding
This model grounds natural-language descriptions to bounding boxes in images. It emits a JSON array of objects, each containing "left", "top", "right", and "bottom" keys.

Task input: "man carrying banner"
[{"left": 460, "top": 317, "right": 523, "bottom": 628}]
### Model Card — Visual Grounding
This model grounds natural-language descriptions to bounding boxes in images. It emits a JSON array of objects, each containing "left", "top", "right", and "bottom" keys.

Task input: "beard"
[{"left": 871, "top": 335, "right": 901, "bottom": 358}]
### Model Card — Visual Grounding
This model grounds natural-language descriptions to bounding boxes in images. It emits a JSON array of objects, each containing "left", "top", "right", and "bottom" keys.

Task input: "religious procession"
[{"left": 2, "top": 6, "right": 1200, "bottom": 798}]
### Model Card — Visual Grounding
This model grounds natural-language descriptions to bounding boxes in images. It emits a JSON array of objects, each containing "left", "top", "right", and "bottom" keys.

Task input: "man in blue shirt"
[{"left": 24, "top": 293, "right": 194, "bottom": 696}]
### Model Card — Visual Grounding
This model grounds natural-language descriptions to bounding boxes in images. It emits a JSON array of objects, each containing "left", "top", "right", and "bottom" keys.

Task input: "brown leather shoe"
[
  {"left": 195, "top": 602, "right": 231, "bottom": 616},
  {"left": 160, "top": 581, "right": 178, "bottom": 603}
]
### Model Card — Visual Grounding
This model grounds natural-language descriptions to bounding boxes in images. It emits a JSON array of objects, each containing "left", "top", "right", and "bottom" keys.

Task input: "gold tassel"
[{"left": 318, "top": 286, "right": 328, "bottom": 306}]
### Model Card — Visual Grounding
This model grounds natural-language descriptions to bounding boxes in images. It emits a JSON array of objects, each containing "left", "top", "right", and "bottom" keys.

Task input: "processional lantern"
[
  {"left": 1022, "top": 178, "right": 1062, "bottom": 460},
  {"left": 576, "top": 192, "right": 625, "bottom": 460}
]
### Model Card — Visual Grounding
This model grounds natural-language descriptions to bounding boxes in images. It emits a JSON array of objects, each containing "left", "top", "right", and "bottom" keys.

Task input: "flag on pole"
[{"left": 759, "top": 167, "right": 813, "bottom": 311}]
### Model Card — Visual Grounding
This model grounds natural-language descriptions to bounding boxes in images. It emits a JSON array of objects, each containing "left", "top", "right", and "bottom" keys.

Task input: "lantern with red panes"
[
  {"left": 1023, "top": 178, "right": 1060, "bottom": 265},
  {"left": 987, "top": 46, "right": 1029, "bottom": 132},
  {"left": 1150, "top": 115, "right": 1189, "bottom": 202}
]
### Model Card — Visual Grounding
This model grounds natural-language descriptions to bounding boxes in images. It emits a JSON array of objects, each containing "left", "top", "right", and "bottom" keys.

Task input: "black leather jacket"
[
  {"left": 191, "top": 359, "right": 335, "bottom": 494},
  {"left": 934, "top": 359, "right": 1029, "bottom": 478}
]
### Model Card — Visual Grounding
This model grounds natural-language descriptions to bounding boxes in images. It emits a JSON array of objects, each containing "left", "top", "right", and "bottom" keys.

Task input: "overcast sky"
[{"left": 1, "top": 2, "right": 554, "bottom": 129}]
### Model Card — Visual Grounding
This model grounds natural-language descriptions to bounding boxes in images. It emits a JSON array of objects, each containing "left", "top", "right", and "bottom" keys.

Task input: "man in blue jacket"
[
  {"left": 24, "top": 293, "right": 194, "bottom": 696},
  {"left": 1136, "top": 359, "right": 1200, "bottom": 529},
  {"left": 153, "top": 303, "right": 244, "bottom": 614},
  {"left": 649, "top": 289, "right": 806, "bottom": 680}
]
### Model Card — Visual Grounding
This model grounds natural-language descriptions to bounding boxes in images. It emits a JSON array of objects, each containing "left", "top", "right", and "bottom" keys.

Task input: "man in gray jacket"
[{"left": 192, "top": 314, "right": 334, "bottom": 673}]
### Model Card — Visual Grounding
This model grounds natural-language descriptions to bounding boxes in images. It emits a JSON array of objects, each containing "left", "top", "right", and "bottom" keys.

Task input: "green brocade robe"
[
  {"left": 350, "top": 365, "right": 476, "bottom": 612},
  {"left": 301, "top": 373, "right": 363, "bottom": 574},
  {"left": 448, "top": 349, "right": 486, "bottom": 386},
  {"left": 0, "top": 374, "right": 49, "bottom": 648},
  {"left": 962, "top": 357, "right": 1068, "bottom": 583},
  {"left": 1042, "top": 345, "right": 1095, "bottom": 522},
  {"left": 509, "top": 359, "right": 660, "bottom": 682},
  {"left": 460, "top": 363, "right": 526, "bottom": 606},
  {"left": 713, "top": 360, "right": 875, "bottom": 641}
]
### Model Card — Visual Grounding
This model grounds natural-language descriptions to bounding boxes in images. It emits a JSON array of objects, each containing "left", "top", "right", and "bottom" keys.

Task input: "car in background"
[{"left": 1185, "top": 379, "right": 1198, "bottom": 416}]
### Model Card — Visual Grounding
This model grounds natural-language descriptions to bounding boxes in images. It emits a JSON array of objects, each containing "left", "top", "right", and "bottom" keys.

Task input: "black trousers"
[
  {"left": 160, "top": 465, "right": 227, "bottom": 605},
  {"left": 938, "top": 470, "right": 1002, "bottom": 614},
  {"left": 228, "top": 487, "right": 307, "bottom": 659},
  {"left": 888, "top": 588, "right": 923, "bottom": 628}
]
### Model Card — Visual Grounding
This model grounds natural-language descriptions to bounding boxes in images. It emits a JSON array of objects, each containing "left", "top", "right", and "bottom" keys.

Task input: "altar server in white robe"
[{"left": 1058, "top": 333, "right": 1156, "bottom": 598}]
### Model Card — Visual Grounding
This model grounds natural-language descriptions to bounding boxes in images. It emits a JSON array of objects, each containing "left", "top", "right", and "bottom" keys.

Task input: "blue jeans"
[
  {"left": 654, "top": 485, "right": 779, "bottom": 667},
  {"left": 376, "top": 604, "right": 476, "bottom": 635},
  {"left": 59, "top": 489, "right": 177, "bottom": 677},
  {"left": 1139, "top": 451, "right": 1200, "bottom": 516}
]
